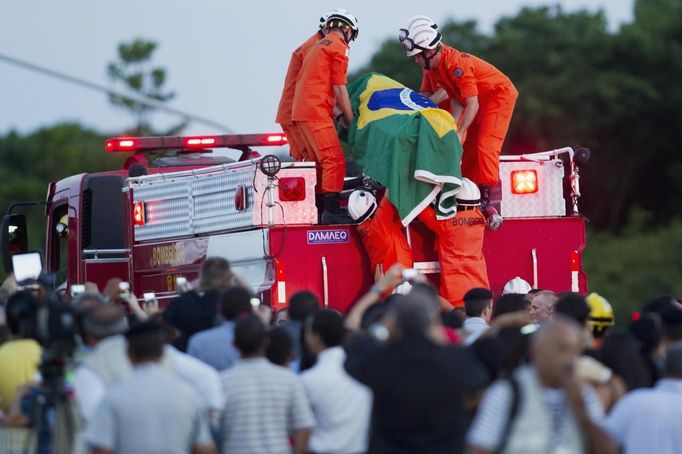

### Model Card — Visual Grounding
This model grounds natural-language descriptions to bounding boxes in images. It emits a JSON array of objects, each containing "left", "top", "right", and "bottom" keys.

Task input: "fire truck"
[{"left": 1, "top": 133, "right": 588, "bottom": 312}]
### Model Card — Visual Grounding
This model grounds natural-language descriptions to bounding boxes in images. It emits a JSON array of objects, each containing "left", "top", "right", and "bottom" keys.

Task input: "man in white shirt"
[
  {"left": 73, "top": 303, "right": 131, "bottom": 427},
  {"left": 301, "top": 309, "right": 372, "bottom": 454},
  {"left": 465, "top": 317, "right": 615, "bottom": 454},
  {"left": 85, "top": 320, "right": 215, "bottom": 454},
  {"left": 602, "top": 342, "right": 682, "bottom": 453},
  {"left": 462, "top": 288, "right": 493, "bottom": 345}
]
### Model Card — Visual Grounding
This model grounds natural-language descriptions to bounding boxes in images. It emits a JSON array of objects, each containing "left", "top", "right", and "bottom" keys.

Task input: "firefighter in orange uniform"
[
  {"left": 348, "top": 189, "right": 414, "bottom": 276},
  {"left": 400, "top": 15, "right": 518, "bottom": 229},
  {"left": 417, "top": 179, "right": 489, "bottom": 307},
  {"left": 292, "top": 10, "right": 359, "bottom": 224},
  {"left": 275, "top": 12, "right": 334, "bottom": 161}
]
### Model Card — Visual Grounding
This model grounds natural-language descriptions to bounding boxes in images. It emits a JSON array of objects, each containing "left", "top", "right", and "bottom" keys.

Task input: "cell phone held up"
[{"left": 118, "top": 281, "right": 131, "bottom": 300}]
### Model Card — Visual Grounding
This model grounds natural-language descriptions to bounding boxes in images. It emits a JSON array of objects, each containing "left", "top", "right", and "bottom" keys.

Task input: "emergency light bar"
[{"left": 105, "top": 133, "right": 288, "bottom": 153}]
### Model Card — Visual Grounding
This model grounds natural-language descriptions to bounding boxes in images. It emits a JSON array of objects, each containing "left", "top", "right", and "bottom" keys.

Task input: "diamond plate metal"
[
  {"left": 252, "top": 165, "right": 318, "bottom": 226},
  {"left": 129, "top": 161, "right": 317, "bottom": 242}
]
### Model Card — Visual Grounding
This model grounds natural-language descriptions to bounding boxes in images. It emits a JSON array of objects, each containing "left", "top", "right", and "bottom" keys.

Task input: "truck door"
[
  {"left": 46, "top": 202, "right": 71, "bottom": 287},
  {"left": 80, "top": 175, "right": 130, "bottom": 289}
]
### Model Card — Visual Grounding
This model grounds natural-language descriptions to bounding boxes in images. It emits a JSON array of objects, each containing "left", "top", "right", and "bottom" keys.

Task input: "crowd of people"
[{"left": 1, "top": 256, "right": 682, "bottom": 454}]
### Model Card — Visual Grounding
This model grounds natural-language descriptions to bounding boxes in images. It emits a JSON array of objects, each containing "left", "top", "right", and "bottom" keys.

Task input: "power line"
[{"left": 0, "top": 52, "right": 233, "bottom": 133}]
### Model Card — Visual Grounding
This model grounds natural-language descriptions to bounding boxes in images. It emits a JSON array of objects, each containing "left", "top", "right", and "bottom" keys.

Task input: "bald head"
[{"left": 531, "top": 316, "right": 583, "bottom": 387}]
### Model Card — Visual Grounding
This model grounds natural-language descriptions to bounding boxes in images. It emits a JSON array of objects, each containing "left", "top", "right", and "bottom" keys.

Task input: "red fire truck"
[{"left": 1, "top": 133, "right": 588, "bottom": 312}]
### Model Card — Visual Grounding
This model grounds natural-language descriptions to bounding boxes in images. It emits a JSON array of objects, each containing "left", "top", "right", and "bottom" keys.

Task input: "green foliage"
[
  {"left": 351, "top": 1, "right": 682, "bottom": 232},
  {"left": 107, "top": 38, "right": 185, "bottom": 135},
  {"left": 0, "top": 124, "right": 124, "bottom": 277},
  {"left": 584, "top": 210, "right": 682, "bottom": 325}
]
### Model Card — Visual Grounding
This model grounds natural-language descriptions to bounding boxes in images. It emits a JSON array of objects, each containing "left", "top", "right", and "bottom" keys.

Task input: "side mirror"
[{"left": 2, "top": 214, "right": 29, "bottom": 273}]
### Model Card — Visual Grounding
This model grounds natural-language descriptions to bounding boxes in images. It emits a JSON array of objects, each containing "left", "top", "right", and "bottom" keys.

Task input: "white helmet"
[
  {"left": 455, "top": 178, "right": 481, "bottom": 206},
  {"left": 348, "top": 189, "right": 377, "bottom": 223},
  {"left": 324, "top": 10, "right": 359, "bottom": 41},
  {"left": 400, "top": 19, "right": 441, "bottom": 57},
  {"left": 399, "top": 15, "right": 438, "bottom": 40},
  {"left": 502, "top": 277, "right": 532, "bottom": 295},
  {"left": 318, "top": 11, "right": 332, "bottom": 29},
  {"left": 319, "top": 9, "right": 345, "bottom": 29}
]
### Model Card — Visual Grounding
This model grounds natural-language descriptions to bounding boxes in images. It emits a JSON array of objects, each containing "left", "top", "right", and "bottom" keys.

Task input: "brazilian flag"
[{"left": 340, "top": 73, "right": 462, "bottom": 225}]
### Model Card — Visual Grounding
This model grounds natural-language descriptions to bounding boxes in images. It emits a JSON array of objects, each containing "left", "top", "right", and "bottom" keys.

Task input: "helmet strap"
[
  {"left": 422, "top": 46, "right": 440, "bottom": 70},
  {"left": 342, "top": 28, "right": 353, "bottom": 44}
]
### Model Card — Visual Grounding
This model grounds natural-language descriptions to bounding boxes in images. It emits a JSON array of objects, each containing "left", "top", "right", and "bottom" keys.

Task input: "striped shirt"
[
  {"left": 220, "top": 357, "right": 314, "bottom": 454},
  {"left": 467, "top": 370, "right": 603, "bottom": 450},
  {"left": 187, "top": 321, "right": 239, "bottom": 371}
]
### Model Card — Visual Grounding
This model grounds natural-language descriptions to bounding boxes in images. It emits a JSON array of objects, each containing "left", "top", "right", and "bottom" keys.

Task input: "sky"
[{"left": 0, "top": 0, "right": 634, "bottom": 137}]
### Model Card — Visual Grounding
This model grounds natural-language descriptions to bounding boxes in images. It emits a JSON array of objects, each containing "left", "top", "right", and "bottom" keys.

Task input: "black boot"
[
  {"left": 315, "top": 194, "right": 325, "bottom": 223},
  {"left": 321, "top": 192, "right": 353, "bottom": 225},
  {"left": 478, "top": 184, "right": 503, "bottom": 230}
]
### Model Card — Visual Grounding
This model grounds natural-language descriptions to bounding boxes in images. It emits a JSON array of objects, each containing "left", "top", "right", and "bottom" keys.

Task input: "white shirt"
[
  {"left": 73, "top": 366, "right": 106, "bottom": 425},
  {"left": 166, "top": 345, "right": 225, "bottom": 412},
  {"left": 85, "top": 363, "right": 212, "bottom": 454},
  {"left": 603, "top": 378, "right": 682, "bottom": 453},
  {"left": 463, "top": 317, "right": 489, "bottom": 345},
  {"left": 300, "top": 346, "right": 372, "bottom": 454}
]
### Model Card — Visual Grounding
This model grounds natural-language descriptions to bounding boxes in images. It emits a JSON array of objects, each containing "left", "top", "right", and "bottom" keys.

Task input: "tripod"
[{"left": 27, "top": 351, "right": 77, "bottom": 454}]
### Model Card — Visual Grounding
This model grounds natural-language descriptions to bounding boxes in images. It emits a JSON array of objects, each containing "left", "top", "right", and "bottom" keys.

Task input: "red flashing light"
[
  {"left": 511, "top": 170, "right": 538, "bottom": 194},
  {"left": 184, "top": 136, "right": 217, "bottom": 148},
  {"left": 133, "top": 201, "right": 146, "bottom": 226},
  {"left": 106, "top": 138, "right": 137, "bottom": 152},
  {"left": 266, "top": 134, "right": 288, "bottom": 145},
  {"left": 632, "top": 311, "right": 641, "bottom": 321},
  {"left": 278, "top": 177, "right": 306, "bottom": 201}
]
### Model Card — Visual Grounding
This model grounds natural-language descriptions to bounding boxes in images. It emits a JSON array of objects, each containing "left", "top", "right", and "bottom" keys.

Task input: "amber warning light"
[
  {"left": 511, "top": 170, "right": 538, "bottom": 194},
  {"left": 133, "top": 201, "right": 146, "bottom": 226}
]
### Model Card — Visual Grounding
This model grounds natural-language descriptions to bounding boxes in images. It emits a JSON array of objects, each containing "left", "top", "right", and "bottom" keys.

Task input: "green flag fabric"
[{"left": 340, "top": 72, "right": 463, "bottom": 225}]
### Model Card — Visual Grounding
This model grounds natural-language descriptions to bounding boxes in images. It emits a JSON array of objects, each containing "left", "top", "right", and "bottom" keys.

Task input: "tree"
[
  {"left": 0, "top": 123, "right": 124, "bottom": 279},
  {"left": 107, "top": 38, "right": 185, "bottom": 135},
  {"left": 584, "top": 211, "right": 682, "bottom": 326}
]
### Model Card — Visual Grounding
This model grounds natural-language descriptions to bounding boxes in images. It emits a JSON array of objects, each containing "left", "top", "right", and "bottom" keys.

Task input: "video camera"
[{"left": 10, "top": 253, "right": 79, "bottom": 355}]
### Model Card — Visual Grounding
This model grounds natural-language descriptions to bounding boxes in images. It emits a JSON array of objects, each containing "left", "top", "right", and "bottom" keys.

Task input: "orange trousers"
[
  {"left": 357, "top": 198, "right": 413, "bottom": 276},
  {"left": 460, "top": 87, "right": 518, "bottom": 186},
  {"left": 296, "top": 121, "right": 345, "bottom": 193},
  {"left": 418, "top": 207, "right": 489, "bottom": 307},
  {"left": 280, "top": 123, "right": 309, "bottom": 161}
]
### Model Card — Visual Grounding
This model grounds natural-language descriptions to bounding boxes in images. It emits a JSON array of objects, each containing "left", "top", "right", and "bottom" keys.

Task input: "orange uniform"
[
  {"left": 292, "top": 32, "right": 349, "bottom": 193},
  {"left": 275, "top": 32, "right": 322, "bottom": 161},
  {"left": 357, "top": 197, "right": 413, "bottom": 275},
  {"left": 417, "top": 206, "right": 489, "bottom": 307},
  {"left": 421, "top": 44, "right": 518, "bottom": 186}
]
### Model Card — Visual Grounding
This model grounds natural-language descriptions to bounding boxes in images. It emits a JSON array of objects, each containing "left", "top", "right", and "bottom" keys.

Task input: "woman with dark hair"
[{"left": 597, "top": 329, "right": 653, "bottom": 411}]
